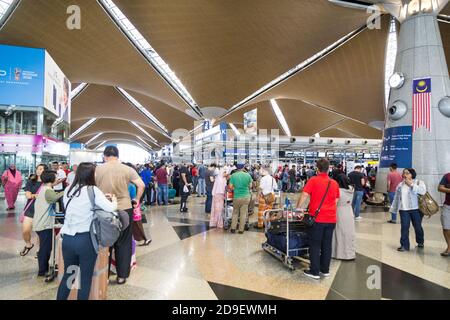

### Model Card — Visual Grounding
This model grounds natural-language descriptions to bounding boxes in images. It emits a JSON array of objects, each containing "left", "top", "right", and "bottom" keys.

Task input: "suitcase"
[
  {"left": 57, "top": 238, "right": 109, "bottom": 300},
  {"left": 266, "top": 231, "right": 309, "bottom": 257},
  {"left": 268, "top": 219, "right": 310, "bottom": 234}
]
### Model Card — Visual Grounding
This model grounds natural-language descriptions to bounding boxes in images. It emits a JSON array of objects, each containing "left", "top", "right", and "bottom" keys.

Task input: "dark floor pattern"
[
  {"left": 172, "top": 225, "right": 211, "bottom": 240},
  {"left": 326, "top": 253, "right": 382, "bottom": 300},
  {"left": 208, "top": 282, "right": 286, "bottom": 300},
  {"left": 382, "top": 263, "right": 450, "bottom": 300}
]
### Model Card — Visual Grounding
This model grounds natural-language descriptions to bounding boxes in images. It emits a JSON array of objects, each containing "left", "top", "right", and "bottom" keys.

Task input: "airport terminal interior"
[{"left": 0, "top": 0, "right": 450, "bottom": 301}]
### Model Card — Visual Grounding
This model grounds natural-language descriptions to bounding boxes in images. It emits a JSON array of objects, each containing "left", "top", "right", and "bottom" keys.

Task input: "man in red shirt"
[
  {"left": 296, "top": 158, "right": 340, "bottom": 280},
  {"left": 386, "top": 163, "right": 403, "bottom": 224},
  {"left": 155, "top": 163, "right": 169, "bottom": 205}
]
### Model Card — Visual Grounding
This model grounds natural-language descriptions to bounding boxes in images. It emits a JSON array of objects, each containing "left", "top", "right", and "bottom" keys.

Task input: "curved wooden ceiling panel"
[
  {"left": 73, "top": 118, "right": 170, "bottom": 144},
  {"left": 114, "top": 0, "right": 370, "bottom": 108},
  {"left": 0, "top": 0, "right": 187, "bottom": 111},
  {"left": 223, "top": 98, "right": 380, "bottom": 138},
  {"left": 70, "top": 84, "right": 163, "bottom": 133},
  {"left": 78, "top": 132, "right": 161, "bottom": 149},
  {"left": 246, "top": 15, "right": 390, "bottom": 125}
]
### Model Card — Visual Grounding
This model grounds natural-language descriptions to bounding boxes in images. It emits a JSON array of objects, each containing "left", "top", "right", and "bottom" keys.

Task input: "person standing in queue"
[
  {"left": 256, "top": 166, "right": 277, "bottom": 229},
  {"left": 348, "top": 165, "right": 366, "bottom": 221},
  {"left": 155, "top": 163, "right": 169, "bottom": 206},
  {"left": 32, "top": 170, "right": 64, "bottom": 278},
  {"left": 2, "top": 163, "right": 22, "bottom": 210},
  {"left": 296, "top": 158, "right": 340, "bottom": 280},
  {"left": 228, "top": 164, "right": 253, "bottom": 234},
  {"left": 179, "top": 163, "right": 193, "bottom": 213},
  {"left": 20, "top": 164, "right": 48, "bottom": 257},
  {"left": 139, "top": 164, "right": 153, "bottom": 206},
  {"left": 197, "top": 162, "right": 206, "bottom": 197},
  {"left": 389, "top": 168, "right": 426, "bottom": 252},
  {"left": 51, "top": 162, "right": 66, "bottom": 213},
  {"left": 386, "top": 163, "right": 403, "bottom": 224},
  {"left": 204, "top": 164, "right": 216, "bottom": 214},
  {"left": 95, "top": 146, "right": 145, "bottom": 285},
  {"left": 331, "top": 175, "right": 355, "bottom": 260},
  {"left": 57, "top": 163, "right": 118, "bottom": 300},
  {"left": 438, "top": 172, "right": 450, "bottom": 257}
]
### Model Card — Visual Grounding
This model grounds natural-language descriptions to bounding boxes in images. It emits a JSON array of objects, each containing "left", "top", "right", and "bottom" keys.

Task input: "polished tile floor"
[{"left": 0, "top": 193, "right": 449, "bottom": 300}]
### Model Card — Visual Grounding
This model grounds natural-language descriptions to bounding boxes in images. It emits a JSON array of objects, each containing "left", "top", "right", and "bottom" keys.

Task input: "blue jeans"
[
  {"left": 399, "top": 209, "right": 424, "bottom": 250},
  {"left": 205, "top": 189, "right": 213, "bottom": 213},
  {"left": 158, "top": 184, "right": 168, "bottom": 205},
  {"left": 388, "top": 192, "right": 397, "bottom": 221},
  {"left": 57, "top": 232, "right": 98, "bottom": 300},
  {"left": 197, "top": 178, "right": 206, "bottom": 196},
  {"left": 352, "top": 191, "right": 364, "bottom": 218},
  {"left": 309, "top": 223, "right": 336, "bottom": 276}
]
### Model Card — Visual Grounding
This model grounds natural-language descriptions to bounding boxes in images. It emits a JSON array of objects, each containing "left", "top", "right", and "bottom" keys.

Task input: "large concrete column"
[{"left": 376, "top": 1, "right": 450, "bottom": 203}]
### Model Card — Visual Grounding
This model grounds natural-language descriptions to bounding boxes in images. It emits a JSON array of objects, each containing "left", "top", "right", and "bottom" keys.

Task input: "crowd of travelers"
[{"left": 2, "top": 150, "right": 448, "bottom": 295}]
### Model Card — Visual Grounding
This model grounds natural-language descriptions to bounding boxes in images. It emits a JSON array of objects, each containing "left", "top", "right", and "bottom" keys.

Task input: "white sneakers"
[{"left": 355, "top": 216, "right": 363, "bottom": 221}]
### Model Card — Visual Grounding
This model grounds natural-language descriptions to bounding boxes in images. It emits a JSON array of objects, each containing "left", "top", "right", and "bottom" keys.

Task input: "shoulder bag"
[
  {"left": 302, "top": 179, "right": 332, "bottom": 228},
  {"left": 263, "top": 177, "right": 276, "bottom": 205},
  {"left": 417, "top": 180, "right": 440, "bottom": 217}
]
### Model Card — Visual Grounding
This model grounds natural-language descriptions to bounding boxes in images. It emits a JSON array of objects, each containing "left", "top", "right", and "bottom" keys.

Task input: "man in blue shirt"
[{"left": 140, "top": 163, "right": 153, "bottom": 205}]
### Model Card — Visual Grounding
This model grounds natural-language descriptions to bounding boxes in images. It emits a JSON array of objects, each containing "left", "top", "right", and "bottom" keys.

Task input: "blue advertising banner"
[
  {"left": 0, "top": 45, "right": 45, "bottom": 107},
  {"left": 379, "top": 125, "right": 412, "bottom": 168}
]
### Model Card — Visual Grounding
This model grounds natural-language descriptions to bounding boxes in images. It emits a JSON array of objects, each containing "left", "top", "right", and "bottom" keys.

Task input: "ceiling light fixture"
[
  {"left": 70, "top": 83, "right": 89, "bottom": 101},
  {"left": 0, "top": 0, "right": 20, "bottom": 30},
  {"left": 229, "top": 123, "right": 241, "bottom": 136},
  {"left": 85, "top": 132, "right": 103, "bottom": 146},
  {"left": 117, "top": 87, "right": 170, "bottom": 137},
  {"left": 94, "top": 140, "right": 107, "bottom": 150},
  {"left": 98, "top": 0, "right": 203, "bottom": 118},
  {"left": 136, "top": 136, "right": 154, "bottom": 150},
  {"left": 69, "top": 118, "right": 97, "bottom": 140},
  {"left": 270, "top": 99, "right": 291, "bottom": 137},
  {"left": 130, "top": 121, "right": 159, "bottom": 145}
]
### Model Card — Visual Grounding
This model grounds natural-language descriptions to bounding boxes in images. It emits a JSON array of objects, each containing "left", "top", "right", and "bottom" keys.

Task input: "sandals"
[
  {"left": 19, "top": 244, "right": 34, "bottom": 256},
  {"left": 139, "top": 239, "right": 152, "bottom": 246},
  {"left": 440, "top": 251, "right": 450, "bottom": 257}
]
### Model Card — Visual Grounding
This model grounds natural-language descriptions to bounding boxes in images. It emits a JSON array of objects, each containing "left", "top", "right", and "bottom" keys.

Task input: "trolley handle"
[{"left": 49, "top": 213, "right": 65, "bottom": 217}]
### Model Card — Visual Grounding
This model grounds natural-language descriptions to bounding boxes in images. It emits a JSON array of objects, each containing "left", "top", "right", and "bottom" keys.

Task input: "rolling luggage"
[{"left": 266, "top": 231, "right": 309, "bottom": 257}]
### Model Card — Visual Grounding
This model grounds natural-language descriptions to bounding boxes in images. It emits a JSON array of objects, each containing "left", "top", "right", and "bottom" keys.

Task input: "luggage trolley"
[
  {"left": 262, "top": 208, "right": 310, "bottom": 271},
  {"left": 45, "top": 208, "right": 65, "bottom": 283}
]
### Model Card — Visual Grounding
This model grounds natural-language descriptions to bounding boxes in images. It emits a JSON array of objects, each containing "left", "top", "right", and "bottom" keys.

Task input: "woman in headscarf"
[
  {"left": 2, "top": 164, "right": 22, "bottom": 210},
  {"left": 332, "top": 172, "right": 356, "bottom": 260},
  {"left": 210, "top": 168, "right": 227, "bottom": 228}
]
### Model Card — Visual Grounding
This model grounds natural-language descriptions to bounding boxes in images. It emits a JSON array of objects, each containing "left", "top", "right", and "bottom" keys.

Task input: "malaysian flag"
[{"left": 412, "top": 78, "right": 431, "bottom": 132}]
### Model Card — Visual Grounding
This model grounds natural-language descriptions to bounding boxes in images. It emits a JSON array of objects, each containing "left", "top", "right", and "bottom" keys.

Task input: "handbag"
[
  {"left": 302, "top": 180, "right": 332, "bottom": 228},
  {"left": 263, "top": 177, "right": 276, "bottom": 205},
  {"left": 132, "top": 206, "right": 142, "bottom": 222},
  {"left": 20, "top": 184, "right": 43, "bottom": 223},
  {"left": 417, "top": 181, "right": 439, "bottom": 217}
]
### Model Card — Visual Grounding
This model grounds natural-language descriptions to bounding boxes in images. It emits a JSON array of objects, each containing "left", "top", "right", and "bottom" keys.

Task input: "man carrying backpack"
[{"left": 95, "top": 146, "right": 145, "bottom": 285}]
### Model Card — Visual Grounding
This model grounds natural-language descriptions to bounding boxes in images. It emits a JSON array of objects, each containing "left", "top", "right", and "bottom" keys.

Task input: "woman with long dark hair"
[
  {"left": 57, "top": 162, "right": 117, "bottom": 300},
  {"left": 20, "top": 164, "right": 48, "bottom": 257}
]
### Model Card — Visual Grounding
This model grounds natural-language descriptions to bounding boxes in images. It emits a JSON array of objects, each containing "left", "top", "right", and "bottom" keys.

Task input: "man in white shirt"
[
  {"left": 66, "top": 164, "right": 78, "bottom": 187},
  {"left": 51, "top": 161, "right": 66, "bottom": 211},
  {"left": 256, "top": 167, "right": 277, "bottom": 229}
]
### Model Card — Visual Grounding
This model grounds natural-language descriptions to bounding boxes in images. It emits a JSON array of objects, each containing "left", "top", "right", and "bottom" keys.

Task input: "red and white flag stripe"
[{"left": 412, "top": 92, "right": 431, "bottom": 132}]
